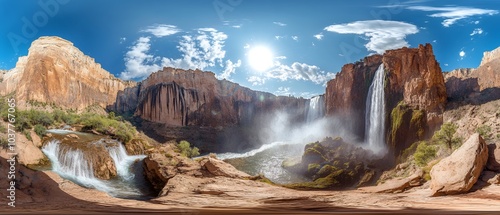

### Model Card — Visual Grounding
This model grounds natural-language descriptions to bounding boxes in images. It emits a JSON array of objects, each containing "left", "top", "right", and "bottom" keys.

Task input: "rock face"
[
  {"left": 325, "top": 44, "right": 447, "bottom": 156},
  {"left": 487, "top": 142, "right": 500, "bottom": 172},
  {"left": 430, "top": 133, "right": 488, "bottom": 196},
  {"left": 114, "top": 67, "right": 307, "bottom": 127},
  {"left": 0, "top": 36, "right": 135, "bottom": 110},
  {"left": 444, "top": 46, "right": 500, "bottom": 104},
  {"left": 112, "top": 67, "right": 308, "bottom": 152}
]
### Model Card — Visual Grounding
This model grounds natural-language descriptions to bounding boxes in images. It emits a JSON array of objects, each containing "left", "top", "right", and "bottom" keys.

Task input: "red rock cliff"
[
  {"left": 0, "top": 36, "right": 135, "bottom": 110},
  {"left": 325, "top": 44, "right": 447, "bottom": 156}
]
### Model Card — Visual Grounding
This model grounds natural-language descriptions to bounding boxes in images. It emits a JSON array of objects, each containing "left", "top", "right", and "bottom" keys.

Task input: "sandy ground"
[{"left": 2, "top": 171, "right": 500, "bottom": 215}]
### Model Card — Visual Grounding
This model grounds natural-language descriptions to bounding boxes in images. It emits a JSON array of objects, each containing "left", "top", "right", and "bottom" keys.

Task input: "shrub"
[
  {"left": 14, "top": 112, "right": 31, "bottom": 132},
  {"left": 432, "top": 122, "right": 460, "bottom": 149},
  {"left": 177, "top": 140, "right": 200, "bottom": 158},
  {"left": 22, "top": 130, "right": 32, "bottom": 141},
  {"left": 476, "top": 125, "right": 492, "bottom": 140},
  {"left": 27, "top": 109, "right": 54, "bottom": 126},
  {"left": 34, "top": 124, "right": 46, "bottom": 137},
  {"left": 414, "top": 141, "right": 437, "bottom": 167},
  {"left": 0, "top": 137, "right": 8, "bottom": 149}
]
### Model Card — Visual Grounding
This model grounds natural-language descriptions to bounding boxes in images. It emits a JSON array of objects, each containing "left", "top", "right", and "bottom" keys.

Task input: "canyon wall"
[
  {"left": 445, "top": 47, "right": 500, "bottom": 104},
  {"left": 0, "top": 36, "right": 135, "bottom": 110},
  {"left": 326, "top": 44, "right": 447, "bottom": 156}
]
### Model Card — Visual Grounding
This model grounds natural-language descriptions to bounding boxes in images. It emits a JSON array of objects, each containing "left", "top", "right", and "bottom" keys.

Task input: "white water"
[
  {"left": 306, "top": 96, "right": 325, "bottom": 122},
  {"left": 42, "top": 139, "right": 147, "bottom": 198},
  {"left": 216, "top": 141, "right": 291, "bottom": 160},
  {"left": 365, "top": 64, "right": 387, "bottom": 154}
]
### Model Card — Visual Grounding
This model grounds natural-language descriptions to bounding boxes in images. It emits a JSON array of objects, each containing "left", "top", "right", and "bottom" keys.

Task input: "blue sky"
[{"left": 1, "top": 0, "right": 499, "bottom": 98}]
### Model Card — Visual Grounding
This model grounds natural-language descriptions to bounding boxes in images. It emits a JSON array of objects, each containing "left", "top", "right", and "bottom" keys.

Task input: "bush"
[
  {"left": 27, "top": 109, "right": 54, "bottom": 126},
  {"left": 476, "top": 125, "right": 492, "bottom": 140},
  {"left": 22, "top": 130, "right": 32, "bottom": 141},
  {"left": 34, "top": 124, "right": 46, "bottom": 137},
  {"left": 432, "top": 122, "right": 460, "bottom": 149},
  {"left": 0, "top": 137, "right": 8, "bottom": 149},
  {"left": 414, "top": 141, "right": 437, "bottom": 167},
  {"left": 177, "top": 140, "right": 200, "bottom": 158},
  {"left": 14, "top": 112, "right": 31, "bottom": 132}
]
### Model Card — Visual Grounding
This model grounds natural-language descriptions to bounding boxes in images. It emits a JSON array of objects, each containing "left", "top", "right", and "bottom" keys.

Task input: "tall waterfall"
[
  {"left": 307, "top": 95, "right": 325, "bottom": 122},
  {"left": 365, "top": 64, "right": 387, "bottom": 154},
  {"left": 42, "top": 138, "right": 149, "bottom": 198}
]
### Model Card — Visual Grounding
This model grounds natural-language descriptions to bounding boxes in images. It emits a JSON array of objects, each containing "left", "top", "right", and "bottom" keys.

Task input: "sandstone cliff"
[
  {"left": 326, "top": 44, "right": 447, "bottom": 156},
  {"left": 445, "top": 46, "right": 500, "bottom": 104},
  {"left": 0, "top": 36, "right": 135, "bottom": 110},
  {"left": 112, "top": 67, "right": 308, "bottom": 151}
]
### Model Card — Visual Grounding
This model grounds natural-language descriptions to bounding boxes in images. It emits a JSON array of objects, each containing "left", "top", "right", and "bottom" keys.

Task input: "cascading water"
[
  {"left": 365, "top": 64, "right": 387, "bottom": 154},
  {"left": 42, "top": 138, "right": 152, "bottom": 199},
  {"left": 306, "top": 95, "right": 325, "bottom": 122}
]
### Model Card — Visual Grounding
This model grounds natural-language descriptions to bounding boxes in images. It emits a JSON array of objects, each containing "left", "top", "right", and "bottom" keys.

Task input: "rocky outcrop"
[
  {"left": 142, "top": 142, "right": 255, "bottom": 195},
  {"left": 325, "top": 44, "right": 447, "bottom": 156},
  {"left": 360, "top": 169, "right": 423, "bottom": 193},
  {"left": 0, "top": 36, "right": 135, "bottom": 110},
  {"left": 480, "top": 46, "right": 500, "bottom": 67},
  {"left": 430, "top": 133, "right": 488, "bottom": 196}
]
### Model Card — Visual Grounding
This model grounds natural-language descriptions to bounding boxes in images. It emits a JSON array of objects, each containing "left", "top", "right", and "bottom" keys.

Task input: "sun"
[{"left": 247, "top": 46, "right": 274, "bottom": 71}]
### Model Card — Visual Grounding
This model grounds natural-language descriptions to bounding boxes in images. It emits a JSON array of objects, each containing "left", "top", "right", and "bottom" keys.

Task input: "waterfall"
[
  {"left": 42, "top": 138, "right": 148, "bottom": 198},
  {"left": 365, "top": 64, "right": 387, "bottom": 154},
  {"left": 306, "top": 95, "right": 325, "bottom": 122}
]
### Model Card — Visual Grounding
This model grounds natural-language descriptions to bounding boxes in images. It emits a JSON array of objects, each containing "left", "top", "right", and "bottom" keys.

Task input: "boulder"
[
  {"left": 360, "top": 169, "right": 423, "bottom": 193},
  {"left": 199, "top": 157, "right": 250, "bottom": 178},
  {"left": 486, "top": 142, "right": 500, "bottom": 172},
  {"left": 15, "top": 131, "right": 46, "bottom": 165},
  {"left": 430, "top": 133, "right": 488, "bottom": 196}
]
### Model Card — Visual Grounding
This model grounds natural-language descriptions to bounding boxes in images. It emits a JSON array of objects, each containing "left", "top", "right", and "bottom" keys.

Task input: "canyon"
[{"left": 1, "top": 36, "right": 500, "bottom": 214}]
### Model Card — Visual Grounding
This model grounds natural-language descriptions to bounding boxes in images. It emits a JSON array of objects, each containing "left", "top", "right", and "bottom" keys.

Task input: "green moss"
[
  {"left": 307, "top": 163, "right": 320, "bottom": 174},
  {"left": 400, "top": 141, "right": 419, "bottom": 162},
  {"left": 390, "top": 101, "right": 407, "bottom": 144},
  {"left": 410, "top": 109, "right": 425, "bottom": 138}
]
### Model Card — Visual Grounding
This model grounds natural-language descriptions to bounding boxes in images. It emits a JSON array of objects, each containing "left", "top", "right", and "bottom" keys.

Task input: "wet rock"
[{"left": 430, "top": 133, "right": 488, "bottom": 196}]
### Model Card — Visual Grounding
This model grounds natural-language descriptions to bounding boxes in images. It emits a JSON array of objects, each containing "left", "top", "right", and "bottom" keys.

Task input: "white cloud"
[
  {"left": 273, "top": 22, "right": 287, "bottom": 27},
  {"left": 216, "top": 59, "right": 241, "bottom": 80},
  {"left": 291, "top": 36, "right": 299, "bottom": 41},
  {"left": 407, "top": 6, "right": 498, "bottom": 27},
  {"left": 474, "top": 21, "right": 480, "bottom": 24},
  {"left": 324, "top": 20, "right": 419, "bottom": 54},
  {"left": 243, "top": 44, "right": 250, "bottom": 49},
  {"left": 232, "top": 25, "right": 241, "bottom": 29},
  {"left": 275, "top": 56, "right": 287, "bottom": 60},
  {"left": 275, "top": 36, "right": 284, "bottom": 40},
  {"left": 314, "top": 33, "right": 324, "bottom": 40},
  {"left": 275, "top": 87, "right": 291, "bottom": 96},
  {"left": 459, "top": 51, "right": 466, "bottom": 58},
  {"left": 248, "top": 76, "right": 267, "bottom": 86},
  {"left": 121, "top": 28, "right": 235, "bottom": 80},
  {"left": 470, "top": 28, "right": 483, "bottom": 36},
  {"left": 141, "top": 24, "right": 181, "bottom": 37},
  {"left": 119, "top": 37, "right": 126, "bottom": 44},
  {"left": 120, "top": 37, "right": 162, "bottom": 80}
]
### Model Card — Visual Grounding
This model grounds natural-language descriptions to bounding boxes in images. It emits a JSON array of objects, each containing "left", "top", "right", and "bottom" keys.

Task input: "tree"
[{"left": 432, "top": 122, "right": 460, "bottom": 150}]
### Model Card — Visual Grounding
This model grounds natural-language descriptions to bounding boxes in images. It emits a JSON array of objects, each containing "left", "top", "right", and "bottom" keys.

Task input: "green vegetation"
[
  {"left": 390, "top": 101, "right": 407, "bottom": 144},
  {"left": 0, "top": 137, "right": 8, "bottom": 149},
  {"left": 413, "top": 141, "right": 437, "bottom": 167},
  {"left": 400, "top": 141, "right": 420, "bottom": 162},
  {"left": 431, "top": 122, "right": 461, "bottom": 150},
  {"left": 410, "top": 109, "right": 425, "bottom": 139},
  {"left": 22, "top": 130, "right": 32, "bottom": 141},
  {"left": 177, "top": 140, "right": 200, "bottom": 158},
  {"left": 34, "top": 124, "right": 46, "bottom": 138},
  {"left": 476, "top": 125, "right": 492, "bottom": 140}
]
